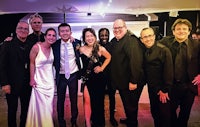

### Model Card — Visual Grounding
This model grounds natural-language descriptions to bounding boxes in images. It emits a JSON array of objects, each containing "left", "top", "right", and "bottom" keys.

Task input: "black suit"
[
  {"left": 0, "top": 37, "right": 32, "bottom": 127},
  {"left": 159, "top": 36, "right": 200, "bottom": 127},
  {"left": 52, "top": 39, "right": 81, "bottom": 127},
  {"left": 110, "top": 32, "right": 145, "bottom": 127}
]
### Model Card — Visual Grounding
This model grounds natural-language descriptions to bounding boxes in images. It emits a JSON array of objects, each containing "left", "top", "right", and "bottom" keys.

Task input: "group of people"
[
  {"left": 0, "top": 13, "right": 200, "bottom": 127},
  {"left": 139, "top": 19, "right": 200, "bottom": 127}
]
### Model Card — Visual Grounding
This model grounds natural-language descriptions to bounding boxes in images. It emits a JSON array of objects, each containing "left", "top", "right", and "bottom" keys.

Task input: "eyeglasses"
[
  {"left": 141, "top": 34, "right": 154, "bottom": 39},
  {"left": 17, "top": 27, "right": 29, "bottom": 31},
  {"left": 113, "top": 26, "right": 124, "bottom": 30},
  {"left": 32, "top": 22, "right": 42, "bottom": 25}
]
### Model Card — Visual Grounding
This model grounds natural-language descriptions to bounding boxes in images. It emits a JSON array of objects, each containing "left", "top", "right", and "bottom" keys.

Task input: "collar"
[
  {"left": 146, "top": 42, "right": 156, "bottom": 50},
  {"left": 172, "top": 38, "right": 189, "bottom": 46},
  {"left": 61, "top": 39, "right": 71, "bottom": 45}
]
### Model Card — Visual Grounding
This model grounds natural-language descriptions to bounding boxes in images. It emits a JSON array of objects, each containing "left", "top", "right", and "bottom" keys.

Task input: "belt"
[{"left": 60, "top": 71, "right": 78, "bottom": 77}]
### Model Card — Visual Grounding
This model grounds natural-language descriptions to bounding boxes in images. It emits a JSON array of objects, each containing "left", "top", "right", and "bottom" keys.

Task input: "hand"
[
  {"left": 4, "top": 36, "right": 13, "bottom": 41},
  {"left": 94, "top": 66, "right": 103, "bottom": 73},
  {"left": 2, "top": 85, "right": 11, "bottom": 94},
  {"left": 192, "top": 74, "right": 200, "bottom": 85},
  {"left": 157, "top": 90, "right": 170, "bottom": 103},
  {"left": 70, "top": 36, "right": 75, "bottom": 43},
  {"left": 129, "top": 83, "right": 137, "bottom": 91},
  {"left": 30, "top": 79, "right": 37, "bottom": 88}
]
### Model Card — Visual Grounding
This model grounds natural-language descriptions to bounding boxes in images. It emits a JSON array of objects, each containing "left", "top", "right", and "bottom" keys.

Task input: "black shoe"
[
  {"left": 71, "top": 121, "right": 78, "bottom": 127},
  {"left": 110, "top": 118, "right": 118, "bottom": 126},
  {"left": 119, "top": 117, "right": 127, "bottom": 124}
]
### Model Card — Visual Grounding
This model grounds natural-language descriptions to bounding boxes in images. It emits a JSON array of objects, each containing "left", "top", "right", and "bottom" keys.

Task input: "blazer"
[
  {"left": 0, "top": 37, "right": 32, "bottom": 95},
  {"left": 158, "top": 36, "right": 200, "bottom": 94},
  {"left": 52, "top": 39, "right": 81, "bottom": 85}
]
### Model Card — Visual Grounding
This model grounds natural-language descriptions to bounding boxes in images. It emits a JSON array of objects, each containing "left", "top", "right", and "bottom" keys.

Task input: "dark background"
[{"left": 0, "top": 11, "right": 199, "bottom": 42}]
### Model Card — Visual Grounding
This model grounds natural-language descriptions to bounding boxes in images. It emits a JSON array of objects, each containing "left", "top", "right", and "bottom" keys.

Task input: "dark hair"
[
  {"left": 45, "top": 27, "right": 56, "bottom": 36},
  {"left": 82, "top": 28, "right": 97, "bottom": 43},
  {"left": 98, "top": 28, "right": 110, "bottom": 39},
  {"left": 58, "top": 23, "right": 71, "bottom": 31},
  {"left": 82, "top": 28, "right": 100, "bottom": 60},
  {"left": 171, "top": 18, "right": 192, "bottom": 31}
]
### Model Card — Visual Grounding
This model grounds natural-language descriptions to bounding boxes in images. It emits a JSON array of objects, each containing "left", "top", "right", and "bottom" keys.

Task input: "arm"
[
  {"left": 192, "top": 40, "right": 200, "bottom": 85},
  {"left": 29, "top": 44, "right": 39, "bottom": 87},
  {"left": 126, "top": 36, "right": 144, "bottom": 90},
  {"left": 0, "top": 42, "right": 11, "bottom": 94},
  {"left": 162, "top": 46, "right": 174, "bottom": 92},
  {"left": 94, "top": 46, "right": 111, "bottom": 73},
  {"left": 158, "top": 46, "right": 173, "bottom": 103}
]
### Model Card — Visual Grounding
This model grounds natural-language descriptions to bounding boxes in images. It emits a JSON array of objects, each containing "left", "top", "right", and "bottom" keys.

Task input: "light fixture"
[
  {"left": 169, "top": 11, "right": 179, "bottom": 17},
  {"left": 87, "top": 12, "right": 92, "bottom": 16}
]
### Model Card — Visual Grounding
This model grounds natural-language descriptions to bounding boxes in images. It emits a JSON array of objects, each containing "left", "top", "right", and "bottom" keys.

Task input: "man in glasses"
[
  {"left": 110, "top": 19, "right": 145, "bottom": 127},
  {"left": 4, "top": 13, "right": 45, "bottom": 47},
  {"left": 0, "top": 20, "right": 32, "bottom": 127},
  {"left": 140, "top": 27, "right": 173, "bottom": 127}
]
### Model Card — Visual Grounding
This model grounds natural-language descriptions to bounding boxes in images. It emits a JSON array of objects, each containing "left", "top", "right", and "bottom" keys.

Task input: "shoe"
[
  {"left": 71, "top": 122, "right": 78, "bottom": 127},
  {"left": 119, "top": 117, "right": 127, "bottom": 124},
  {"left": 110, "top": 118, "right": 118, "bottom": 126}
]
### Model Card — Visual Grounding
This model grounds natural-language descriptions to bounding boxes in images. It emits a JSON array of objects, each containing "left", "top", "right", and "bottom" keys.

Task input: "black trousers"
[
  {"left": 170, "top": 84, "right": 195, "bottom": 127},
  {"left": 6, "top": 87, "right": 31, "bottom": 127},
  {"left": 104, "top": 77, "right": 116, "bottom": 118},
  {"left": 148, "top": 86, "right": 171, "bottom": 127},
  {"left": 118, "top": 85, "right": 144, "bottom": 127},
  {"left": 57, "top": 73, "right": 78, "bottom": 127}
]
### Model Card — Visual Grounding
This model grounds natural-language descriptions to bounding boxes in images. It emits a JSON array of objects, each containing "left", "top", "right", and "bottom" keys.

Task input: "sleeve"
[
  {"left": 0, "top": 42, "right": 10, "bottom": 86},
  {"left": 162, "top": 46, "right": 174, "bottom": 92},
  {"left": 125, "top": 35, "right": 144, "bottom": 86}
]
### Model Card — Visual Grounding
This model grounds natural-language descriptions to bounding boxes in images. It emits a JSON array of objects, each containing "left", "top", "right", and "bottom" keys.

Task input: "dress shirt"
[{"left": 59, "top": 40, "right": 79, "bottom": 75}]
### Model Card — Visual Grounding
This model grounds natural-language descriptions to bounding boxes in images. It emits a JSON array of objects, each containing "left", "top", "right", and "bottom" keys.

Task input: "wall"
[{"left": 32, "top": 21, "right": 149, "bottom": 40}]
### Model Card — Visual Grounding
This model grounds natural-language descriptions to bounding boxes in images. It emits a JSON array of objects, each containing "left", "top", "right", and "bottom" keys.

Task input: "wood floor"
[{"left": 0, "top": 85, "right": 200, "bottom": 127}]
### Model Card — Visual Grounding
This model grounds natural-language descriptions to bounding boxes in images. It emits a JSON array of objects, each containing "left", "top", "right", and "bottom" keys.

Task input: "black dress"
[{"left": 80, "top": 53, "right": 106, "bottom": 126}]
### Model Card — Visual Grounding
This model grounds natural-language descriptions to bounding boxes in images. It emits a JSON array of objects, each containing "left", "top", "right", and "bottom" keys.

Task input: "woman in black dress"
[{"left": 79, "top": 28, "right": 111, "bottom": 127}]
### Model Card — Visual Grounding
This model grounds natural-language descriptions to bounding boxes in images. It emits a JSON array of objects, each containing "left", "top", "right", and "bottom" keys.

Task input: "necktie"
[
  {"left": 174, "top": 42, "right": 187, "bottom": 81},
  {"left": 64, "top": 43, "right": 70, "bottom": 79}
]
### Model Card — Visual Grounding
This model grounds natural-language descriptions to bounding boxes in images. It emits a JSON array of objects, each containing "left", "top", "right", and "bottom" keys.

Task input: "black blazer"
[
  {"left": 52, "top": 39, "right": 81, "bottom": 85},
  {"left": 158, "top": 36, "right": 200, "bottom": 94},
  {"left": 0, "top": 37, "right": 31, "bottom": 94}
]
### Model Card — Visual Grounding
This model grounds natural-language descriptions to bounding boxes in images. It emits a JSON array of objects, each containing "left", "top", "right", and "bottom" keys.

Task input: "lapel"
[
  {"left": 72, "top": 39, "right": 80, "bottom": 59},
  {"left": 53, "top": 39, "right": 61, "bottom": 64}
]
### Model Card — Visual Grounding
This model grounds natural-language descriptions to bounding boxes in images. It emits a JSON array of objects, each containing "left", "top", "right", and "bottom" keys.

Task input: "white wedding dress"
[{"left": 26, "top": 44, "right": 55, "bottom": 127}]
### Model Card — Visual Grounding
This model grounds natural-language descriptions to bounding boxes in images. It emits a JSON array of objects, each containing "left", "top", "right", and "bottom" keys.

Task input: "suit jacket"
[
  {"left": 52, "top": 39, "right": 81, "bottom": 85},
  {"left": 158, "top": 36, "right": 200, "bottom": 94},
  {"left": 0, "top": 37, "right": 32, "bottom": 95},
  {"left": 110, "top": 32, "right": 145, "bottom": 90}
]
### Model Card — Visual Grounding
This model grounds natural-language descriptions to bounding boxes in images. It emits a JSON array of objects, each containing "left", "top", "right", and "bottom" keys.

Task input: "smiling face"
[
  {"left": 85, "top": 31, "right": 96, "bottom": 47},
  {"left": 16, "top": 21, "right": 29, "bottom": 41},
  {"left": 99, "top": 29, "right": 109, "bottom": 44},
  {"left": 113, "top": 19, "right": 127, "bottom": 40},
  {"left": 173, "top": 23, "right": 191, "bottom": 42},
  {"left": 140, "top": 28, "right": 155, "bottom": 48},
  {"left": 58, "top": 26, "right": 72, "bottom": 42},
  {"left": 45, "top": 29, "right": 57, "bottom": 45}
]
